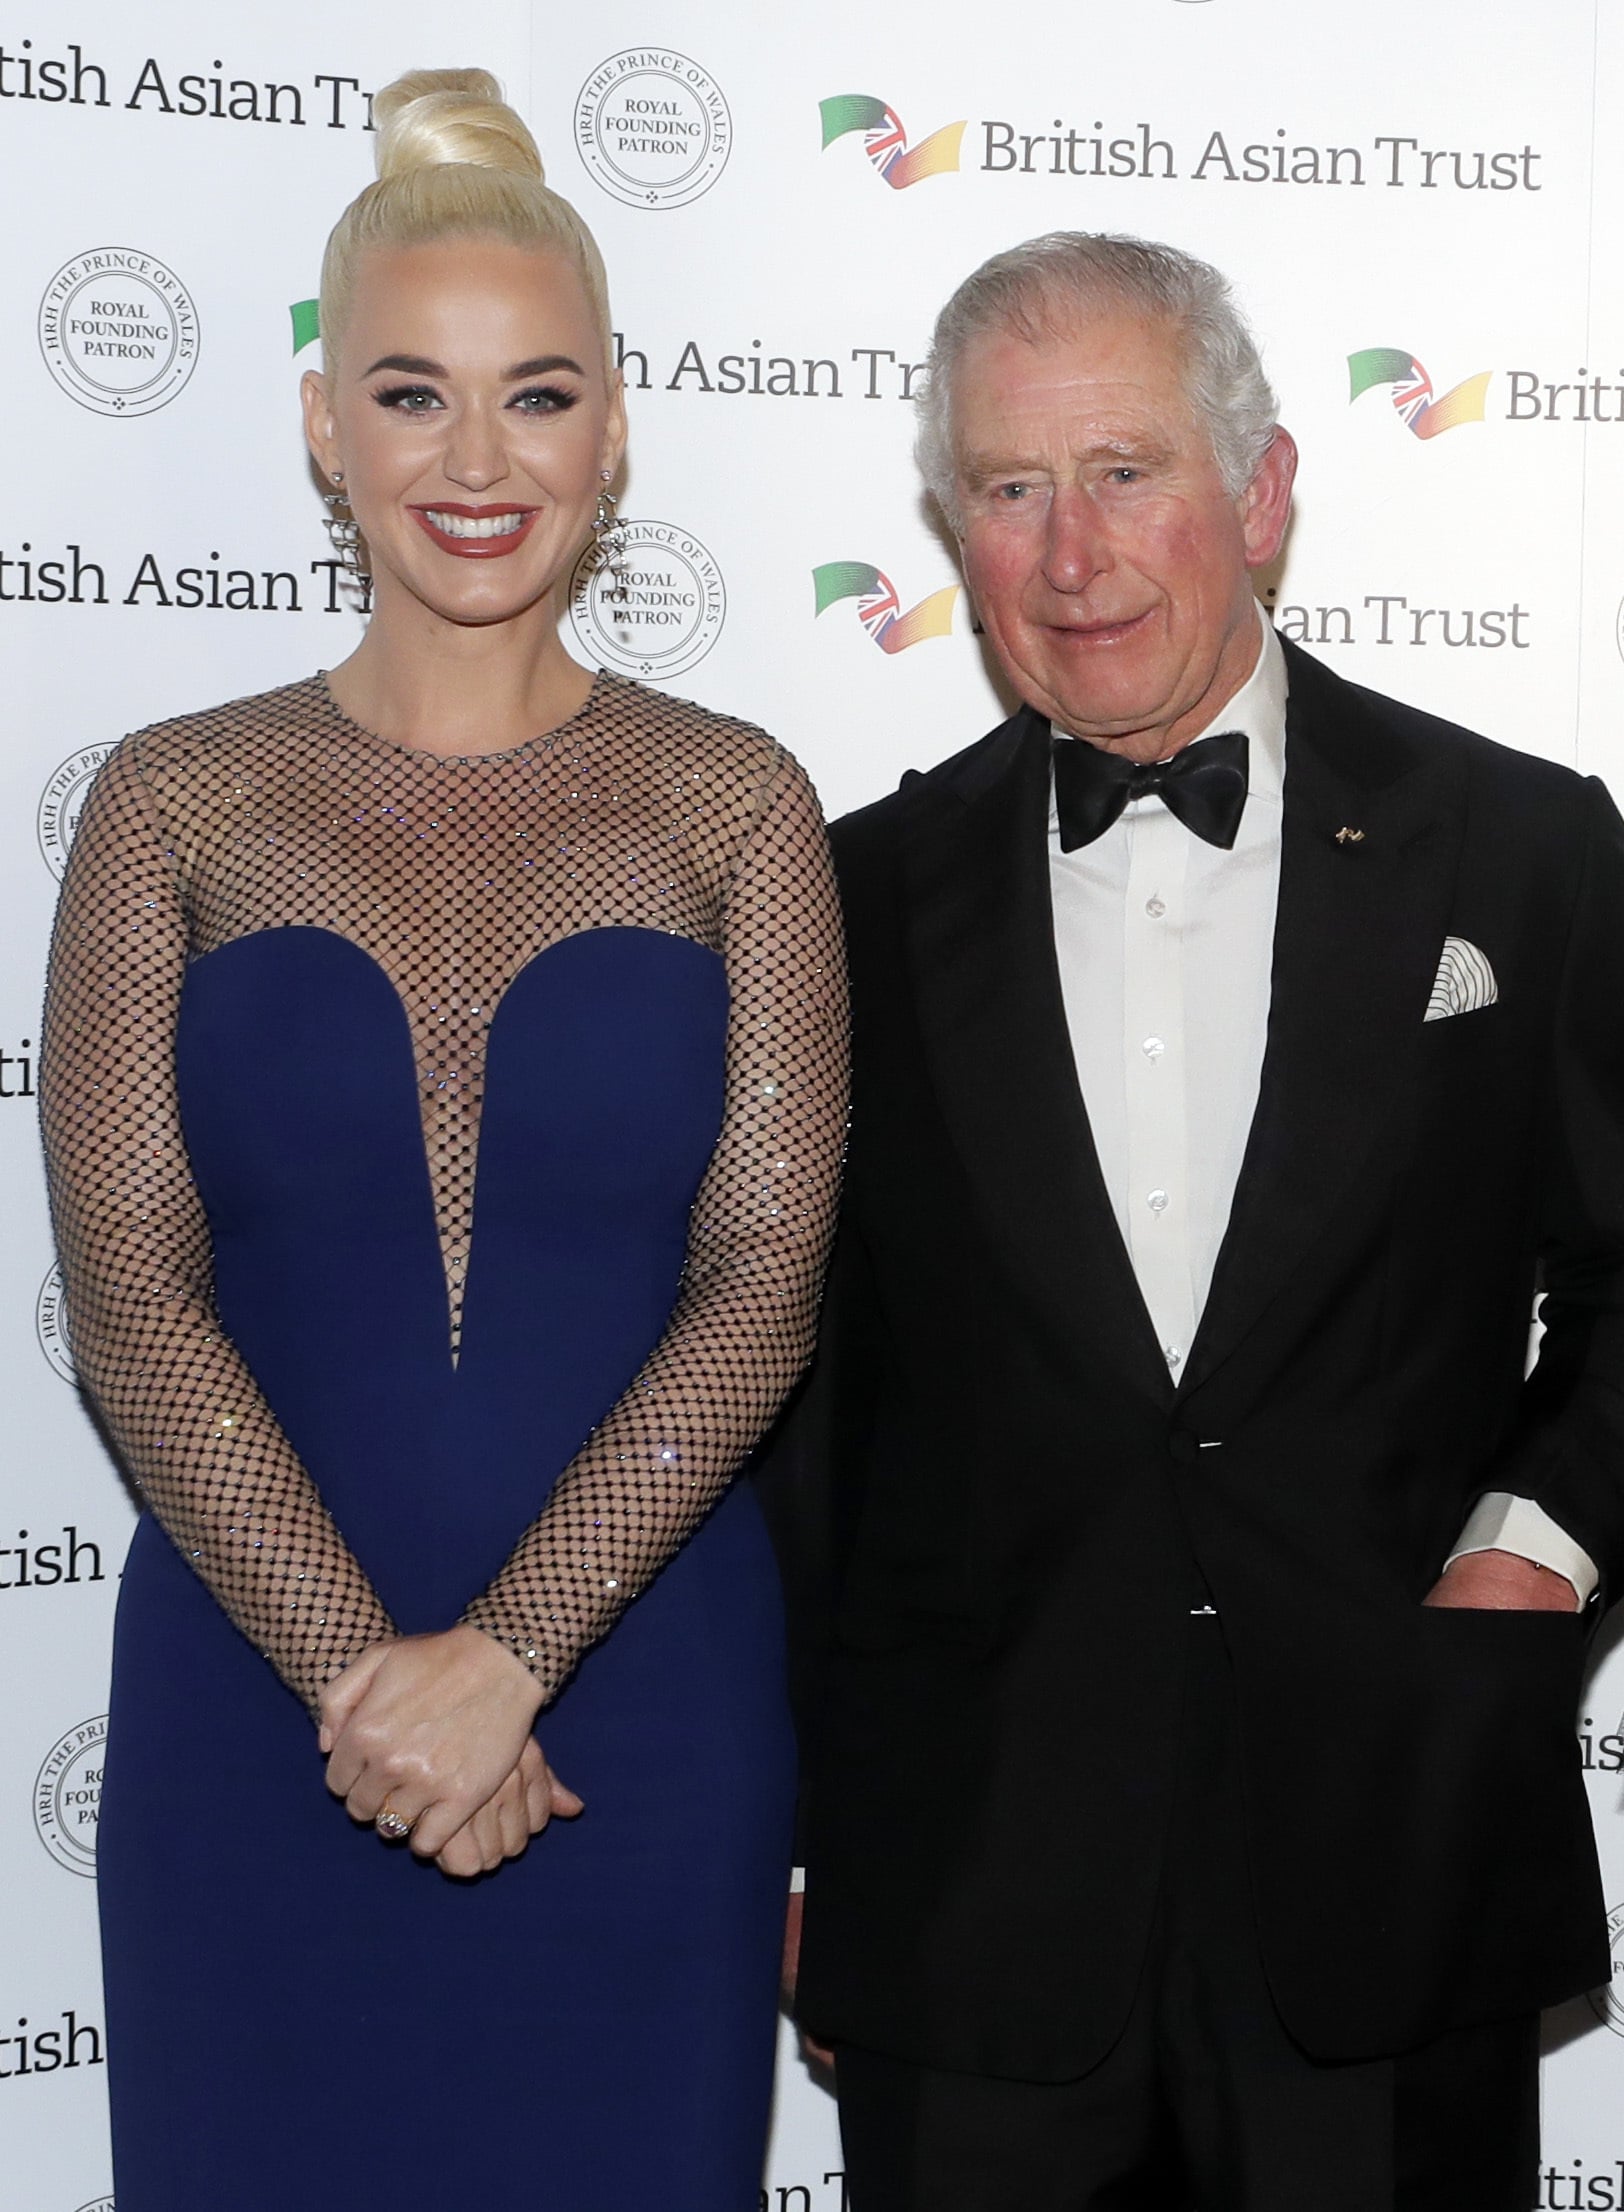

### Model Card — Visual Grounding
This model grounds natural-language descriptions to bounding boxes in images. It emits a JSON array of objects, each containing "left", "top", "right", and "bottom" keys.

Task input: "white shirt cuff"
[
  {"left": 789, "top": 1864, "right": 806, "bottom": 1895},
  {"left": 1445, "top": 1492, "right": 1597, "bottom": 1608}
]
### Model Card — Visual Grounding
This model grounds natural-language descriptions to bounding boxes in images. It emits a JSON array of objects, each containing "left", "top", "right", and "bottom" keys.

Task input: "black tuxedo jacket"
[{"left": 766, "top": 637, "right": 1624, "bottom": 2080}]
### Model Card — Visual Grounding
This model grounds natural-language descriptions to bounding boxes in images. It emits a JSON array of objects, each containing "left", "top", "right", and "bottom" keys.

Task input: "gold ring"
[{"left": 375, "top": 1800, "right": 414, "bottom": 1843}]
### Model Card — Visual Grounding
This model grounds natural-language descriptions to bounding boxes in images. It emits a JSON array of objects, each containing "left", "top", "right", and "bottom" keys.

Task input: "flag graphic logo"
[
  {"left": 819, "top": 95, "right": 966, "bottom": 189},
  {"left": 814, "top": 562, "right": 959, "bottom": 653},
  {"left": 1348, "top": 349, "right": 1491, "bottom": 440}
]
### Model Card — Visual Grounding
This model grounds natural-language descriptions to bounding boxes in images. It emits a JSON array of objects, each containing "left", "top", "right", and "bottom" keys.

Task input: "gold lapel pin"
[{"left": 1334, "top": 827, "right": 1365, "bottom": 844}]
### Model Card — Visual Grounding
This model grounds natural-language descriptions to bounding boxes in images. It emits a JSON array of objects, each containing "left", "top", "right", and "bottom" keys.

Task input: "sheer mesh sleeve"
[
  {"left": 41, "top": 742, "right": 394, "bottom": 1713},
  {"left": 460, "top": 750, "right": 849, "bottom": 1699}
]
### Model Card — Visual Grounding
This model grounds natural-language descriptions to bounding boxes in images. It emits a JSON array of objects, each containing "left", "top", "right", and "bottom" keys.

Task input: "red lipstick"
[{"left": 408, "top": 502, "right": 540, "bottom": 559}]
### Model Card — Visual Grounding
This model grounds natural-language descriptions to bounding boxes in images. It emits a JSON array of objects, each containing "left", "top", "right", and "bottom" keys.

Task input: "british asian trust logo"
[
  {"left": 576, "top": 51, "right": 730, "bottom": 209},
  {"left": 1348, "top": 348, "right": 1491, "bottom": 440},
  {"left": 820, "top": 95, "right": 965, "bottom": 188},
  {"left": 814, "top": 562, "right": 959, "bottom": 652},
  {"left": 39, "top": 249, "right": 198, "bottom": 417},
  {"left": 34, "top": 1717, "right": 107, "bottom": 1877},
  {"left": 39, "top": 744, "right": 116, "bottom": 880},
  {"left": 569, "top": 521, "right": 726, "bottom": 679}
]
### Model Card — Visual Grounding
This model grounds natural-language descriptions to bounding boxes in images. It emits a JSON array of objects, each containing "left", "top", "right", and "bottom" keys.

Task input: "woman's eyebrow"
[
  {"left": 504, "top": 355, "right": 585, "bottom": 378},
  {"left": 362, "top": 352, "right": 445, "bottom": 376}
]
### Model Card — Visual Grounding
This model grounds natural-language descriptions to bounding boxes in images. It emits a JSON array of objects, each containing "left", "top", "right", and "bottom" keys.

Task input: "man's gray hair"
[{"left": 915, "top": 232, "right": 1280, "bottom": 526}]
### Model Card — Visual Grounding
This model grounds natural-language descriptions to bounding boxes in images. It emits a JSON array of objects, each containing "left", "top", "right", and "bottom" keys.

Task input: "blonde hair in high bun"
[{"left": 318, "top": 67, "right": 613, "bottom": 371}]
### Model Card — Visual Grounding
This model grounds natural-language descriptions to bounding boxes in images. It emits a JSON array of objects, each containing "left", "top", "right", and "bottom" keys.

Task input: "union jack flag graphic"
[
  {"left": 853, "top": 570, "right": 902, "bottom": 645},
  {"left": 861, "top": 102, "right": 909, "bottom": 181},
  {"left": 1385, "top": 356, "right": 1434, "bottom": 431},
  {"left": 813, "top": 563, "right": 959, "bottom": 654},
  {"left": 1347, "top": 348, "right": 1491, "bottom": 440},
  {"left": 819, "top": 95, "right": 966, "bottom": 190}
]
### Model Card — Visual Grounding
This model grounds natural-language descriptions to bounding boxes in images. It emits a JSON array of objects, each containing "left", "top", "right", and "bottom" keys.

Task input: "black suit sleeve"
[
  {"left": 752, "top": 1211, "right": 886, "bottom": 1860},
  {"left": 1489, "top": 775, "right": 1624, "bottom": 1601}
]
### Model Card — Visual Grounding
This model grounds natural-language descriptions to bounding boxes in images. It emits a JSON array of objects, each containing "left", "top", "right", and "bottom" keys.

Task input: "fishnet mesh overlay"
[{"left": 42, "top": 672, "right": 848, "bottom": 1713}]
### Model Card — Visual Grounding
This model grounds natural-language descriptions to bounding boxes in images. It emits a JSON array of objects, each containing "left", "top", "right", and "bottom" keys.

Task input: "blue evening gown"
[{"left": 40, "top": 673, "right": 846, "bottom": 2210}]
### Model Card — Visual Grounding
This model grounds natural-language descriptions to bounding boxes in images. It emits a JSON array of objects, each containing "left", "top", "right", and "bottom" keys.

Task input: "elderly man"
[{"left": 771, "top": 233, "right": 1624, "bottom": 2210}]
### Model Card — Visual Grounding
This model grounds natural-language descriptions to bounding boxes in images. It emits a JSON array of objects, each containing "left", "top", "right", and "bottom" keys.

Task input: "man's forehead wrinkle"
[
  {"left": 957, "top": 425, "right": 1177, "bottom": 482},
  {"left": 956, "top": 350, "right": 1192, "bottom": 417},
  {"left": 954, "top": 316, "right": 1200, "bottom": 416},
  {"left": 961, "top": 439, "right": 1153, "bottom": 470}
]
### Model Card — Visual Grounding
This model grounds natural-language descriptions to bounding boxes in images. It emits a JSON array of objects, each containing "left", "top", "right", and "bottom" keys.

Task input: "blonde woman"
[{"left": 42, "top": 70, "right": 846, "bottom": 2211}]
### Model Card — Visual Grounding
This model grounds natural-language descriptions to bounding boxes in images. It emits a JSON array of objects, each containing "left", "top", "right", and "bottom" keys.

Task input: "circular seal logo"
[
  {"left": 570, "top": 520, "right": 726, "bottom": 679},
  {"left": 39, "top": 248, "right": 199, "bottom": 416},
  {"left": 1589, "top": 1900, "right": 1624, "bottom": 2034},
  {"left": 38, "top": 743, "right": 115, "bottom": 880},
  {"left": 575, "top": 51, "right": 731, "bottom": 208},
  {"left": 37, "top": 1263, "right": 76, "bottom": 1384},
  {"left": 1615, "top": 595, "right": 1624, "bottom": 666},
  {"left": 75, "top": 2200, "right": 114, "bottom": 2212},
  {"left": 34, "top": 1716, "right": 108, "bottom": 1877}
]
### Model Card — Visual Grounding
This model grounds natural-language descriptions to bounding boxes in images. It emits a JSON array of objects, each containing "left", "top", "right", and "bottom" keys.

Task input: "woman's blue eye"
[
  {"left": 373, "top": 384, "right": 442, "bottom": 412},
  {"left": 511, "top": 385, "right": 579, "bottom": 414}
]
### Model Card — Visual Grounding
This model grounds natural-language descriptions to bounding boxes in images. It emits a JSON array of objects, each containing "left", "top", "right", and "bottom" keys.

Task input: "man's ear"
[{"left": 1241, "top": 428, "right": 1298, "bottom": 571}]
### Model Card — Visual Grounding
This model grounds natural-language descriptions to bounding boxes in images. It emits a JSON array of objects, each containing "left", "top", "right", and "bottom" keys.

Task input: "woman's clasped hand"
[{"left": 318, "top": 1625, "right": 582, "bottom": 1879}]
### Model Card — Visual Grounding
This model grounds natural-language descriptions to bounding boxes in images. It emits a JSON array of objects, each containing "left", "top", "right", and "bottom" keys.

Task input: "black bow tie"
[{"left": 1053, "top": 728, "right": 1250, "bottom": 853}]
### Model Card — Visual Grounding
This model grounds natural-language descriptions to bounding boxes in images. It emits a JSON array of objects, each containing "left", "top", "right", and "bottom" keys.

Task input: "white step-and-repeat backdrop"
[{"left": 6, "top": 2, "right": 1624, "bottom": 2204}]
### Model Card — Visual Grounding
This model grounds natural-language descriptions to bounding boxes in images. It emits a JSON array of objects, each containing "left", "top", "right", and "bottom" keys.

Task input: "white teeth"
[{"left": 424, "top": 510, "right": 529, "bottom": 539}]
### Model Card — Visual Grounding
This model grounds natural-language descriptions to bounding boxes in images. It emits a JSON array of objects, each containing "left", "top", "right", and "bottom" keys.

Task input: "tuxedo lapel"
[
  {"left": 1181, "top": 644, "right": 1467, "bottom": 1398},
  {"left": 900, "top": 709, "right": 1175, "bottom": 1405}
]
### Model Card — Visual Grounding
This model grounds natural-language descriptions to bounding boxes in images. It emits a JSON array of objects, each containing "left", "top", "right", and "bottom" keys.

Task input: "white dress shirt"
[{"left": 1047, "top": 603, "right": 1594, "bottom": 1606}]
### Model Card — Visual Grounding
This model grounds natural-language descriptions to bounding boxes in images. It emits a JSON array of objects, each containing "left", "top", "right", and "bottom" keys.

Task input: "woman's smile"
[{"left": 410, "top": 502, "right": 541, "bottom": 557}]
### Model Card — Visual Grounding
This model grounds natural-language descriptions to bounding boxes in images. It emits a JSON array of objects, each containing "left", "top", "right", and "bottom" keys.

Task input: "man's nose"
[
  {"left": 1041, "top": 485, "right": 1109, "bottom": 592},
  {"left": 443, "top": 403, "right": 510, "bottom": 493}
]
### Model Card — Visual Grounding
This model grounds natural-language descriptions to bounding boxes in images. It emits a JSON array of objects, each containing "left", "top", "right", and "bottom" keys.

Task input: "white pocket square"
[{"left": 1425, "top": 936, "right": 1497, "bottom": 1022}]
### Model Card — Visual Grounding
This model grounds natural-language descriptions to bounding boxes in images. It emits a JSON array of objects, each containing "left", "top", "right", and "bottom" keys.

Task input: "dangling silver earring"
[
  {"left": 322, "top": 472, "right": 366, "bottom": 577},
  {"left": 593, "top": 472, "right": 630, "bottom": 586}
]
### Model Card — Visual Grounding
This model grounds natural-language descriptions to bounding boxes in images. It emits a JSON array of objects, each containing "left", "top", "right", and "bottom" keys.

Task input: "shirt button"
[
  {"left": 1145, "top": 897, "right": 1166, "bottom": 918},
  {"left": 1164, "top": 1345, "right": 1182, "bottom": 1369},
  {"left": 1147, "top": 1189, "right": 1170, "bottom": 1214},
  {"left": 1142, "top": 1036, "right": 1165, "bottom": 1060}
]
